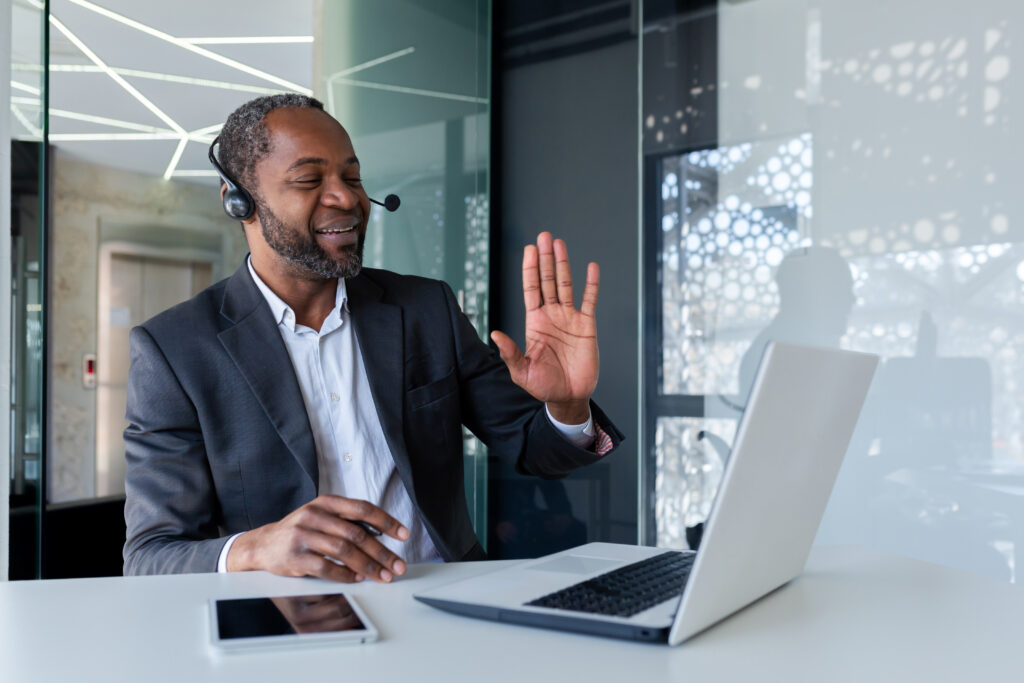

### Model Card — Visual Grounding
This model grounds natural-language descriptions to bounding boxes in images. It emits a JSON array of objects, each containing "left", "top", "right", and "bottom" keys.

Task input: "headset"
[
  {"left": 208, "top": 136, "right": 400, "bottom": 221},
  {"left": 208, "top": 136, "right": 255, "bottom": 220}
]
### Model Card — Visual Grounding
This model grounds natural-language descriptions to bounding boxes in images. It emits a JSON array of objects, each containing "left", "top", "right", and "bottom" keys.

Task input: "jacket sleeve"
[
  {"left": 439, "top": 281, "right": 624, "bottom": 479},
  {"left": 122, "top": 326, "right": 229, "bottom": 575}
]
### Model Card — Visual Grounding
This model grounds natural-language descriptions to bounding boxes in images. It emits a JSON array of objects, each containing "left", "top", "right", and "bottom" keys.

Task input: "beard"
[{"left": 255, "top": 198, "right": 364, "bottom": 279}]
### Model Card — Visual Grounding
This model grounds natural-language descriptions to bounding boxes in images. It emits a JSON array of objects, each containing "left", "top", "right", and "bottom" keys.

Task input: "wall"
[
  {"left": 49, "top": 153, "right": 245, "bottom": 503},
  {"left": 498, "top": 39, "right": 640, "bottom": 549}
]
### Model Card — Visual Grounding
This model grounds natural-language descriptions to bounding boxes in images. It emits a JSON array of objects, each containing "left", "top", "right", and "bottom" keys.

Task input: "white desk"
[{"left": 3, "top": 546, "right": 1022, "bottom": 682}]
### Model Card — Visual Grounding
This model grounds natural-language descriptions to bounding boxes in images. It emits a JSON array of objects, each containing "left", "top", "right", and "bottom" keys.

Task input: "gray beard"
[{"left": 255, "top": 198, "right": 364, "bottom": 280}]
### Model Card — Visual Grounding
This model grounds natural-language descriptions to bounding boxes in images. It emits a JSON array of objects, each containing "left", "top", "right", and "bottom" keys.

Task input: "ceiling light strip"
[
  {"left": 180, "top": 36, "right": 313, "bottom": 45},
  {"left": 163, "top": 137, "right": 189, "bottom": 180},
  {"left": 11, "top": 95, "right": 41, "bottom": 106},
  {"left": 326, "top": 47, "right": 416, "bottom": 80},
  {"left": 332, "top": 78, "right": 489, "bottom": 104},
  {"left": 68, "top": 0, "right": 311, "bottom": 95},
  {"left": 11, "top": 80, "right": 42, "bottom": 95},
  {"left": 46, "top": 64, "right": 285, "bottom": 95},
  {"left": 50, "top": 133, "right": 182, "bottom": 141},
  {"left": 189, "top": 123, "right": 224, "bottom": 136},
  {"left": 171, "top": 170, "right": 221, "bottom": 177},
  {"left": 50, "top": 108, "right": 173, "bottom": 133},
  {"left": 49, "top": 14, "right": 188, "bottom": 136}
]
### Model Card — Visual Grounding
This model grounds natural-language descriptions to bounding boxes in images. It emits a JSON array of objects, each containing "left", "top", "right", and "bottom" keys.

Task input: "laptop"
[{"left": 415, "top": 342, "right": 879, "bottom": 645}]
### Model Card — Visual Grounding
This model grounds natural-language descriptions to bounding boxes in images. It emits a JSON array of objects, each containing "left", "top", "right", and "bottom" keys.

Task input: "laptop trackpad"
[{"left": 527, "top": 556, "right": 621, "bottom": 575}]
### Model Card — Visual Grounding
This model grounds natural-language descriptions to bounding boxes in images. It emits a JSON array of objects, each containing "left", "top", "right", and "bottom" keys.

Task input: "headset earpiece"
[{"left": 208, "top": 136, "right": 255, "bottom": 221}]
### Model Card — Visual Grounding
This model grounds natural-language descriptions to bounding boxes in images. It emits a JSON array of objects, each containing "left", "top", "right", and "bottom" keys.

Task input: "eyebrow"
[{"left": 285, "top": 156, "right": 360, "bottom": 172}]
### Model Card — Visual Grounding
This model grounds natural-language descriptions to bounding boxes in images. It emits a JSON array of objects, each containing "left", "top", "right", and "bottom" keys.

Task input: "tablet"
[{"left": 209, "top": 593, "right": 379, "bottom": 651}]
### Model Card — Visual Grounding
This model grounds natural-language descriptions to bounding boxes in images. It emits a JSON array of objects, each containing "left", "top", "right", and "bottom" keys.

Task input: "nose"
[{"left": 321, "top": 175, "right": 362, "bottom": 211}]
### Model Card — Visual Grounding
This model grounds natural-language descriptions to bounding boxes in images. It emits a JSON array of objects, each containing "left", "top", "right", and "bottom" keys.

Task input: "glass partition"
[
  {"left": 5, "top": 0, "right": 492, "bottom": 579},
  {"left": 9, "top": 0, "right": 48, "bottom": 579},
  {"left": 643, "top": 0, "right": 1024, "bottom": 582},
  {"left": 316, "top": 0, "right": 491, "bottom": 539}
]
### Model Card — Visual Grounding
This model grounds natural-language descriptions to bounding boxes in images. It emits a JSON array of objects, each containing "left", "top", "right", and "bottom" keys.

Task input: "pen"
[{"left": 348, "top": 520, "right": 382, "bottom": 536}]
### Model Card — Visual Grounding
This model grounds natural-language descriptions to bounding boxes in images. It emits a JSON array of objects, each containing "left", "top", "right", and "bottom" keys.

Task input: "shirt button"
[
  {"left": 284, "top": 310, "right": 293, "bottom": 320},
  {"left": 330, "top": 392, "right": 340, "bottom": 402},
  {"left": 343, "top": 453, "right": 353, "bottom": 462}
]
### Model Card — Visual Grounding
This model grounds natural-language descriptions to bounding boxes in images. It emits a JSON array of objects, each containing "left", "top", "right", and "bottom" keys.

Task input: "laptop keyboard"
[{"left": 525, "top": 551, "right": 695, "bottom": 618}]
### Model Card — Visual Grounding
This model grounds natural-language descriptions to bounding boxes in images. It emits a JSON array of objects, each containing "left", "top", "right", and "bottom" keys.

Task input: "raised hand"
[{"left": 490, "top": 232, "right": 600, "bottom": 424}]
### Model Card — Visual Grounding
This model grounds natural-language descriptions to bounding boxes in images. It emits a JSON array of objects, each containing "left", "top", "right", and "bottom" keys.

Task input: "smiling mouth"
[{"left": 315, "top": 226, "right": 357, "bottom": 234}]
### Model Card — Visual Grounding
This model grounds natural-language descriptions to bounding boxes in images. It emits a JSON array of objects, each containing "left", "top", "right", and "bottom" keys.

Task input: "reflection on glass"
[
  {"left": 318, "top": 0, "right": 491, "bottom": 539},
  {"left": 646, "top": 0, "right": 1024, "bottom": 582},
  {"left": 655, "top": 417, "right": 736, "bottom": 550}
]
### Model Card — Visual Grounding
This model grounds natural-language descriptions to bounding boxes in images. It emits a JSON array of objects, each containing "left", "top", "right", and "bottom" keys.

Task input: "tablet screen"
[{"left": 215, "top": 593, "right": 368, "bottom": 640}]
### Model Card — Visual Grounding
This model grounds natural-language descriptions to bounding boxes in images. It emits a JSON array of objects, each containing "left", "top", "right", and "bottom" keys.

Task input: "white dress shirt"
[{"left": 218, "top": 259, "right": 594, "bottom": 572}]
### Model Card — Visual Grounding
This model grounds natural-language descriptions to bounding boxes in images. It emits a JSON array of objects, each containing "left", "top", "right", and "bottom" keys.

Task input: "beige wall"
[{"left": 50, "top": 152, "right": 247, "bottom": 503}]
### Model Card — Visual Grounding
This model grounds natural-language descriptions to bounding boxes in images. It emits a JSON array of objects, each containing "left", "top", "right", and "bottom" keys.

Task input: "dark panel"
[
  {"left": 8, "top": 495, "right": 40, "bottom": 581},
  {"left": 491, "top": 38, "right": 640, "bottom": 559},
  {"left": 497, "top": 0, "right": 635, "bottom": 67},
  {"left": 42, "top": 497, "right": 126, "bottom": 579}
]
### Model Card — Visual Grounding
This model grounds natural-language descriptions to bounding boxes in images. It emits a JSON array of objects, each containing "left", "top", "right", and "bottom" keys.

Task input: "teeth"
[{"left": 317, "top": 227, "right": 355, "bottom": 234}]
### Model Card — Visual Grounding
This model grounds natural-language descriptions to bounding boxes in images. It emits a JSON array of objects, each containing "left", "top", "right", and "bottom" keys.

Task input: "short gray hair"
[{"left": 218, "top": 94, "right": 325, "bottom": 193}]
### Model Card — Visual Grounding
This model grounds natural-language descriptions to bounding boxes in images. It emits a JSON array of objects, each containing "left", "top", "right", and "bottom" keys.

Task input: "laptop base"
[{"left": 414, "top": 595, "right": 671, "bottom": 643}]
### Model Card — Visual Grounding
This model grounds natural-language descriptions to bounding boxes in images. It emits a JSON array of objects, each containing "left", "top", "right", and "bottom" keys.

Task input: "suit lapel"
[
  {"left": 346, "top": 273, "right": 415, "bottom": 499},
  {"left": 218, "top": 263, "right": 318, "bottom": 489}
]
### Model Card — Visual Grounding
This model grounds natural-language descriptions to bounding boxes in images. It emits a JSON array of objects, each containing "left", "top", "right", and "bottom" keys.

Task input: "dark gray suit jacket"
[{"left": 123, "top": 262, "right": 623, "bottom": 575}]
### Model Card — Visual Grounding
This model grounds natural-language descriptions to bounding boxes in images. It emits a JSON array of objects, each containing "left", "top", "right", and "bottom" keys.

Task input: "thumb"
[{"left": 490, "top": 330, "right": 527, "bottom": 383}]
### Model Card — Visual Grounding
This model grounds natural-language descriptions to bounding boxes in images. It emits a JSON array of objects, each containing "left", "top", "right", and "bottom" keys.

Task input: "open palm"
[{"left": 491, "top": 233, "right": 600, "bottom": 417}]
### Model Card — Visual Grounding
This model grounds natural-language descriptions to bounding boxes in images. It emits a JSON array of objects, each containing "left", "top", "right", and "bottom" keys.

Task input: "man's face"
[{"left": 249, "top": 107, "right": 371, "bottom": 279}]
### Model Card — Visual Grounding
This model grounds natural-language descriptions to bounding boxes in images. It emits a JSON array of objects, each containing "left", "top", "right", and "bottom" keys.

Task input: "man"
[{"left": 123, "top": 94, "right": 621, "bottom": 583}]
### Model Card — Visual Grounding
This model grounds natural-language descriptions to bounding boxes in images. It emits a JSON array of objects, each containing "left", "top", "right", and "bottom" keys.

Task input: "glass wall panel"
[
  {"left": 317, "top": 0, "right": 491, "bottom": 539},
  {"left": 644, "top": 0, "right": 1024, "bottom": 582},
  {"left": 9, "top": 0, "right": 47, "bottom": 579},
  {"left": 35, "top": 0, "right": 303, "bottom": 576}
]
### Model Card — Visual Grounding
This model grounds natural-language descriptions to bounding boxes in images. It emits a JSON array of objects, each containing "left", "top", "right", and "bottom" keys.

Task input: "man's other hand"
[{"left": 226, "top": 495, "right": 410, "bottom": 583}]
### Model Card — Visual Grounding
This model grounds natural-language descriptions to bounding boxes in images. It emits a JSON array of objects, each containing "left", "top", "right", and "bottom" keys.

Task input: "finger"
[
  {"left": 553, "top": 238, "right": 574, "bottom": 307},
  {"left": 580, "top": 262, "right": 600, "bottom": 317},
  {"left": 490, "top": 331, "right": 527, "bottom": 384},
  {"left": 522, "top": 244, "right": 541, "bottom": 311},
  {"left": 302, "top": 505, "right": 407, "bottom": 576},
  {"left": 303, "top": 527, "right": 395, "bottom": 583},
  {"left": 316, "top": 495, "right": 410, "bottom": 543},
  {"left": 299, "top": 551, "right": 362, "bottom": 583},
  {"left": 537, "top": 232, "right": 558, "bottom": 305}
]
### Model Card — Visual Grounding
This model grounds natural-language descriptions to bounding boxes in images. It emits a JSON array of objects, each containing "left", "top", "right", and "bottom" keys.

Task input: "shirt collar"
[{"left": 246, "top": 256, "right": 348, "bottom": 332}]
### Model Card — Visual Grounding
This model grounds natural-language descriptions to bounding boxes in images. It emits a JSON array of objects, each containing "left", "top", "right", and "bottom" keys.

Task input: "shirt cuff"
[
  {"left": 217, "top": 533, "right": 243, "bottom": 573},
  {"left": 546, "top": 404, "right": 596, "bottom": 449}
]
